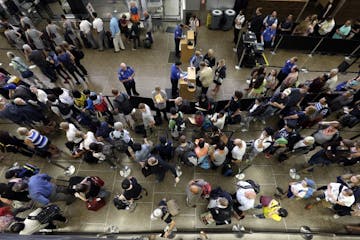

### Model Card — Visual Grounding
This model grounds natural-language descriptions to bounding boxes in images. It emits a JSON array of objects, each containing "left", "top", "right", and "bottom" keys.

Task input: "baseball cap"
[{"left": 150, "top": 208, "right": 163, "bottom": 220}]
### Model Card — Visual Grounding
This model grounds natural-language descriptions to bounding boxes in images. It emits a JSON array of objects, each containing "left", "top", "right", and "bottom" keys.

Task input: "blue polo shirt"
[
  {"left": 170, "top": 64, "right": 181, "bottom": 80},
  {"left": 118, "top": 66, "right": 135, "bottom": 82},
  {"left": 174, "top": 25, "right": 182, "bottom": 39},
  {"left": 262, "top": 27, "right": 276, "bottom": 42}
]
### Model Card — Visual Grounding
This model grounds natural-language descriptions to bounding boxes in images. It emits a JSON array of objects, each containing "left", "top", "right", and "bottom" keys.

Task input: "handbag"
[
  {"left": 141, "top": 167, "right": 152, "bottom": 177},
  {"left": 87, "top": 197, "right": 106, "bottom": 211}
]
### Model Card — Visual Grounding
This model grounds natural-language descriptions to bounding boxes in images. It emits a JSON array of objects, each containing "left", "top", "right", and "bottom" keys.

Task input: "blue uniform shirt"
[
  {"left": 170, "top": 64, "right": 181, "bottom": 80},
  {"left": 262, "top": 27, "right": 276, "bottom": 42},
  {"left": 118, "top": 66, "right": 135, "bottom": 82},
  {"left": 281, "top": 60, "right": 295, "bottom": 75},
  {"left": 174, "top": 25, "right": 182, "bottom": 39}
]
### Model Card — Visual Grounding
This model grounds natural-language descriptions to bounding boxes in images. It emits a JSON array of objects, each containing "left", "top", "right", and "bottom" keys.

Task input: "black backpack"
[
  {"left": 113, "top": 197, "right": 129, "bottom": 210},
  {"left": 30, "top": 205, "right": 61, "bottom": 224},
  {"left": 53, "top": 101, "right": 71, "bottom": 115},
  {"left": 239, "top": 180, "right": 260, "bottom": 194}
]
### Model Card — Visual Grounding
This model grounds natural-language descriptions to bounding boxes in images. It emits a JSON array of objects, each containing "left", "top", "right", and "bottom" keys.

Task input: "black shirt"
[
  {"left": 0, "top": 182, "right": 30, "bottom": 202},
  {"left": 228, "top": 97, "right": 241, "bottom": 113},
  {"left": 286, "top": 88, "right": 305, "bottom": 107},
  {"left": 250, "top": 14, "right": 264, "bottom": 33},
  {"left": 123, "top": 178, "right": 142, "bottom": 200}
]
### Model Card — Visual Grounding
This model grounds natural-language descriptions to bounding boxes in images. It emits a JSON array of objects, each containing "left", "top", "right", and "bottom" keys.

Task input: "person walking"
[
  {"left": 92, "top": 12, "right": 107, "bottom": 51},
  {"left": 46, "top": 19, "right": 64, "bottom": 46},
  {"left": 61, "top": 14, "right": 80, "bottom": 48},
  {"left": 118, "top": 63, "right": 139, "bottom": 96},
  {"left": 212, "top": 59, "right": 226, "bottom": 95},
  {"left": 143, "top": 11, "right": 153, "bottom": 43},
  {"left": 152, "top": 86, "right": 168, "bottom": 121},
  {"left": 108, "top": 12, "right": 125, "bottom": 52},
  {"left": 141, "top": 156, "right": 180, "bottom": 184}
]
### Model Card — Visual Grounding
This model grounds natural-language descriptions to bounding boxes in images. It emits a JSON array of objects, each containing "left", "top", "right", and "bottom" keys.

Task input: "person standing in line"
[
  {"left": 20, "top": 15, "right": 34, "bottom": 29},
  {"left": 61, "top": 41, "right": 88, "bottom": 76},
  {"left": 46, "top": 19, "right": 64, "bottom": 46},
  {"left": 56, "top": 46, "right": 86, "bottom": 85},
  {"left": 4, "top": 25, "right": 24, "bottom": 50},
  {"left": 174, "top": 24, "right": 186, "bottom": 57},
  {"left": 249, "top": 7, "right": 264, "bottom": 42},
  {"left": 108, "top": 12, "right": 125, "bottom": 52},
  {"left": 199, "top": 61, "right": 213, "bottom": 95},
  {"left": 129, "top": 21, "right": 141, "bottom": 50},
  {"left": 189, "top": 14, "right": 200, "bottom": 46},
  {"left": 61, "top": 14, "right": 80, "bottom": 48},
  {"left": 233, "top": 10, "right": 245, "bottom": 51},
  {"left": 24, "top": 24, "right": 45, "bottom": 50},
  {"left": 23, "top": 44, "right": 57, "bottom": 83},
  {"left": 92, "top": 12, "right": 108, "bottom": 51},
  {"left": 170, "top": 61, "right": 183, "bottom": 97},
  {"left": 118, "top": 63, "right": 139, "bottom": 96},
  {"left": 143, "top": 11, "right": 153, "bottom": 43},
  {"left": 79, "top": 17, "right": 97, "bottom": 49},
  {"left": 152, "top": 86, "right": 168, "bottom": 121}
]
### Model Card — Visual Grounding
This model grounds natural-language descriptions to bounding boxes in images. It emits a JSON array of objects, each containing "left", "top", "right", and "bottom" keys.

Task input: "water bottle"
[{"left": 120, "top": 165, "right": 131, "bottom": 177}]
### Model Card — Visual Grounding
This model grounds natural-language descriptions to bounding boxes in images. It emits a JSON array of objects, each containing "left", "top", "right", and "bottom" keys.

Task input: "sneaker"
[
  {"left": 316, "top": 197, "right": 321, "bottom": 201},
  {"left": 241, "top": 128, "right": 248, "bottom": 132},
  {"left": 233, "top": 48, "right": 237, "bottom": 52},
  {"left": 274, "top": 193, "right": 282, "bottom": 199},
  {"left": 305, "top": 203, "right": 313, "bottom": 210},
  {"left": 133, "top": 92, "right": 140, "bottom": 96},
  {"left": 265, "top": 153, "right": 272, "bottom": 159},
  {"left": 333, "top": 214, "right": 340, "bottom": 219},
  {"left": 246, "top": 80, "right": 251, "bottom": 84},
  {"left": 261, "top": 119, "right": 266, "bottom": 124},
  {"left": 276, "top": 187, "right": 285, "bottom": 195},
  {"left": 254, "top": 204, "right": 262, "bottom": 209}
]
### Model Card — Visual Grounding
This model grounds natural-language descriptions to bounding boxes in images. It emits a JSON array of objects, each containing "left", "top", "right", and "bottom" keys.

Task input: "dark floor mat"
[
  {"left": 166, "top": 26, "right": 176, "bottom": 33},
  {"left": 168, "top": 51, "right": 179, "bottom": 63}
]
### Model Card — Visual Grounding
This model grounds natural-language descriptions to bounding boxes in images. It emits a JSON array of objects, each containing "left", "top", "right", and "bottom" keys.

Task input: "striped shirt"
[
  {"left": 27, "top": 129, "right": 48, "bottom": 149},
  {"left": 315, "top": 102, "right": 329, "bottom": 116}
]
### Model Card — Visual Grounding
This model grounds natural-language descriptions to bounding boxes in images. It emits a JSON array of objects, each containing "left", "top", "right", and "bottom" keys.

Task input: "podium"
[
  {"left": 180, "top": 30, "right": 195, "bottom": 65},
  {"left": 179, "top": 67, "right": 196, "bottom": 101}
]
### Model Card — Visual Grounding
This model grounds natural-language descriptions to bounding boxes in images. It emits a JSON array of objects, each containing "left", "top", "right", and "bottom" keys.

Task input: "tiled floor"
[{"left": 0, "top": 18, "right": 359, "bottom": 238}]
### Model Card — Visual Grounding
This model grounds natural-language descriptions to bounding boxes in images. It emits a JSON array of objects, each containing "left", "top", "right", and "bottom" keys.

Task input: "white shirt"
[
  {"left": 79, "top": 20, "right": 92, "bottom": 34},
  {"left": 110, "top": 129, "right": 132, "bottom": 143},
  {"left": 66, "top": 123, "right": 82, "bottom": 143},
  {"left": 141, "top": 104, "right": 154, "bottom": 126},
  {"left": 232, "top": 141, "right": 246, "bottom": 160},
  {"left": 326, "top": 75, "right": 338, "bottom": 90},
  {"left": 234, "top": 14, "right": 245, "bottom": 29},
  {"left": 59, "top": 88, "right": 74, "bottom": 106},
  {"left": 293, "top": 140, "right": 307, "bottom": 150},
  {"left": 189, "top": 18, "right": 199, "bottom": 32},
  {"left": 211, "top": 113, "right": 226, "bottom": 130},
  {"left": 92, "top": 17, "right": 104, "bottom": 32},
  {"left": 236, "top": 181, "right": 256, "bottom": 211},
  {"left": 35, "top": 89, "right": 48, "bottom": 104},
  {"left": 254, "top": 133, "right": 273, "bottom": 152},
  {"left": 19, "top": 208, "right": 48, "bottom": 235},
  {"left": 80, "top": 131, "right": 97, "bottom": 150},
  {"left": 319, "top": 19, "right": 335, "bottom": 35},
  {"left": 325, "top": 183, "right": 355, "bottom": 207},
  {"left": 290, "top": 182, "right": 308, "bottom": 198}
]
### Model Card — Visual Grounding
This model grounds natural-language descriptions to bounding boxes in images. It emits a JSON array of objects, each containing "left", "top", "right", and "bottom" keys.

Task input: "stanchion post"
[
  {"left": 271, "top": 35, "right": 284, "bottom": 54},
  {"left": 309, "top": 37, "right": 324, "bottom": 57}
]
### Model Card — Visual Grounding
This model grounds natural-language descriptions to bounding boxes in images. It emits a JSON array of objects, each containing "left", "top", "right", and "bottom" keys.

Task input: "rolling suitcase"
[{"left": 87, "top": 197, "right": 106, "bottom": 211}]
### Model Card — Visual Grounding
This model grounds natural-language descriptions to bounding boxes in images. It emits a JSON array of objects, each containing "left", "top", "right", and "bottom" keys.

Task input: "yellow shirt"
[{"left": 263, "top": 199, "right": 282, "bottom": 221}]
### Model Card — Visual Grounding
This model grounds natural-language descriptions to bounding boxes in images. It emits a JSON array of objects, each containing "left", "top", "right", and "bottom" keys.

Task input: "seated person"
[
  {"left": 230, "top": 138, "right": 247, "bottom": 163},
  {"left": 174, "top": 135, "right": 195, "bottom": 164},
  {"left": 155, "top": 136, "right": 174, "bottom": 162},
  {"left": 275, "top": 178, "right": 316, "bottom": 200},
  {"left": 339, "top": 104, "right": 360, "bottom": 128},
  {"left": 254, "top": 196, "right": 288, "bottom": 221},
  {"left": 73, "top": 176, "right": 102, "bottom": 202},
  {"left": 259, "top": 89, "right": 290, "bottom": 124},
  {"left": 209, "top": 141, "right": 228, "bottom": 168},
  {"left": 224, "top": 91, "right": 243, "bottom": 124},
  {"left": 195, "top": 138, "right": 210, "bottom": 169},
  {"left": 128, "top": 138, "right": 153, "bottom": 163},
  {"left": 206, "top": 187, "right": 233, "bottom": 225},
  {"left": 210, "top": 110, "right": 227, "bottom": 130}
]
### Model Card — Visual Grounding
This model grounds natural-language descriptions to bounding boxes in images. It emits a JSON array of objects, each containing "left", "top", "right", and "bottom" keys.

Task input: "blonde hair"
[{"left": 17, "top": 127, "right": 29, "bottom": 136}]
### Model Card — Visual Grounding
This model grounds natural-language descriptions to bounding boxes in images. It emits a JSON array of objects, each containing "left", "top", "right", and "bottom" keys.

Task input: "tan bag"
[{"left": 167, "top": 199, "right": 180, "bottom": 216}]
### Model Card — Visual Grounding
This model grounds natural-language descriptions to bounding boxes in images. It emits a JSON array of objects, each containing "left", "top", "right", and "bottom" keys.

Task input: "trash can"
[
  {"left": 210, "top": 9, "right": 223, "bottom": 30},
  {"left": 223, "top": 9, "right": 236, "bottom": 31}
]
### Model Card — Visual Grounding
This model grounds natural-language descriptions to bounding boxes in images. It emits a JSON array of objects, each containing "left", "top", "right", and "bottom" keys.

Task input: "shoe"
[
  {"left": 132, "top": 48, "right": 136, "bottom": 51},
  {"left": 246, "top": 80, "right": 251, "bottom": 84},
  {"left": 241, "top": 128, "right": 248, "bottom": 132},
  {"left": 276, "top": 187, "right": 285, "bottom": 195},
  {"left": 265, "top": 153, "right": 271, "bottom": 159},
  {"left": 233, "top": 48, "right": 237, "bottom": 52},
  {"left": 114, "top": 50, "right": 120, "bottom": 53},
  {"left": 273, "top": 193, "right": 282, "bottom": 199},
  {"left": 75, "top": 81, "right": 81, "bottom": 85},
  {"left": 261, "top": 119, "right": 266, "bottom": 124},
  {"left": 120, "top": 48, "right": 125, "bottom": 51},
  {"left": 64, "top": 218, "right": 69, "bottom": 224},
  {"left": 254, "top": 204, "right": 262, "bottom": 209},
  {"left": 333, "top": 214, "right": 340, "bottom": 219},
  {"left": 305, "top": 203, "right": 313, "bottom": 210},
  {"left": 63, "top": 80, "right": 70, "bottom": 84},
  {"left": 133, "top": 92, "right": 140, "bottom": 96}
]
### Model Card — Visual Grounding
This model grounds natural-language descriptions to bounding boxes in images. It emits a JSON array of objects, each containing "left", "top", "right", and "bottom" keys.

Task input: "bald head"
[
  {"left": 234, "top": 139, "right": 243, "bottom": 146},
  {"left": 189, "top": 185, "right": 201, "bottom": 194},
  {"left": 120, "top": 63, "right": 127, "bottom": 70},
  {"left": 245, "top": 191, "right": 257, "bottom": 199}
]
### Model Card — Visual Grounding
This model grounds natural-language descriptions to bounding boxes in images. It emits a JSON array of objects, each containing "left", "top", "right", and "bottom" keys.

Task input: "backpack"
[
  {"left": 94, "top": 97, "right": 108, "bottom": 113},
  {"left": 31, "top": 205, "right": 61, "bottom": 224},
  {"left": 71, "top": 47, "right": 84, "bottom": 59},
  {"left": 53, "top": 101, "right": 71, "bottom": 115},
  {"left": 90, "top": 176, "right": 105, "bottom": 187},
  {"left": 193, "top": 181, "right": 212, "bottom": 198},
  {"left": 113, "top": 197, "right": 129, "bottom": 210},
  {"left": 143, "top": 38, "right": 152, "bottom": 49},
  {"left": 237, "top": 180, "right": 260, "bottom": 194},
  {"left": 221, "top": 163, "right": 237, "bottom": 177}
]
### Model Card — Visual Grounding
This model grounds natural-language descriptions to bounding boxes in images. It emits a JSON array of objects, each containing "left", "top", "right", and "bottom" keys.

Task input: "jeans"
[
  {"left": 155, "top": 107, "right": 168, "bottom": 121},
  {"left": 113, "top": 32, "right": 125, "bottom": 52},
  {"left": 175, "top": 38, "right": 180, "bottom": 56},
  {"left": 39, "top": 65, "right": 57, "bottom": 82},
  {"left": 96, "top": 30, "right": 108, "bottom": 50},
  {"left": 86, "top": 31, "right": 97, "bottom": 49},
  {"left": 132, "top": 36, "right": 141, "bottom": 49},
  {"left": 75, "top": 59, "right": 88, "bottom": 76}
]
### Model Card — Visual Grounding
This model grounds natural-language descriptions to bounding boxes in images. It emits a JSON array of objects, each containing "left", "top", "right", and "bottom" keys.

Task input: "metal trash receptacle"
[
  {"left": 223, "top": 9, "right": 236, "bottom": 31},
  {"left": 210, "top": 9, "right": 223, "bottom": 30}
]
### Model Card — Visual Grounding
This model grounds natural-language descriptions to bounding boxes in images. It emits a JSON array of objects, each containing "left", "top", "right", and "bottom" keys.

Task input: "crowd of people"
[{"left": 0, "top": 2, "right": 359, "bottom": 238}]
